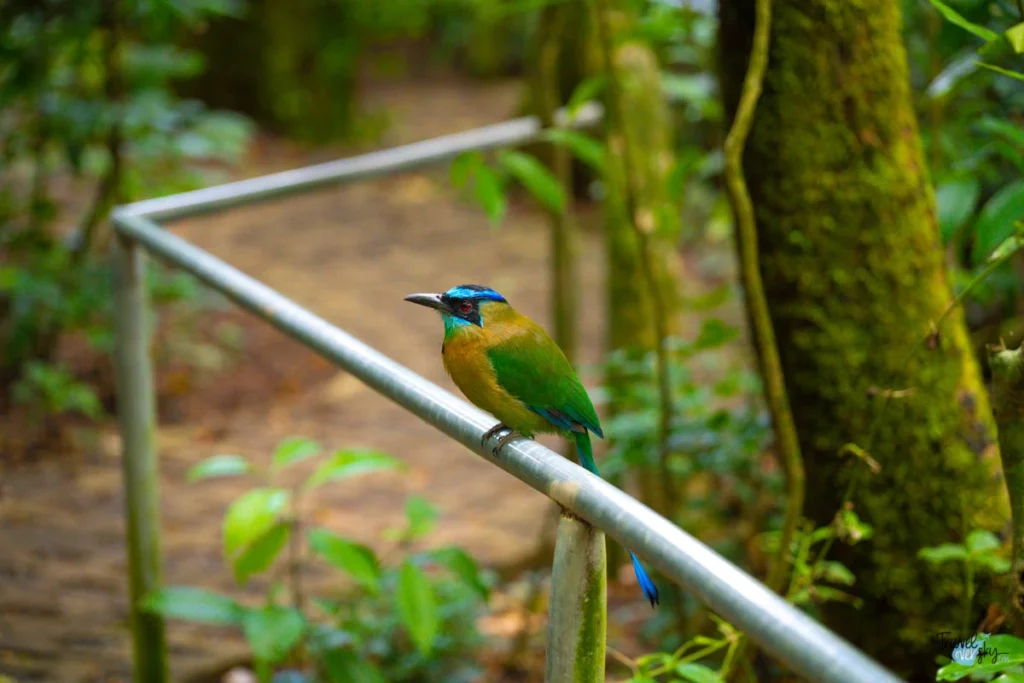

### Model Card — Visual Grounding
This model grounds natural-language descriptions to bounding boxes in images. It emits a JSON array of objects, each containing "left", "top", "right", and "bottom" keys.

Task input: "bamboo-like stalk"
[
  {"left": 545, "top": 510, "right": 607, "bottom": 683},
  {"left": 112, "top": 236, "right": 169, "bottom": 683},
  {"left": 990, "top": 343, "right": 1024, "bottom": 617}
]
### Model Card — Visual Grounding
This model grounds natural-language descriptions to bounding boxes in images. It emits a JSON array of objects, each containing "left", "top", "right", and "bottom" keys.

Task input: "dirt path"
[{"left": 0, "top": 75, "right": 624, "bottom": 682}]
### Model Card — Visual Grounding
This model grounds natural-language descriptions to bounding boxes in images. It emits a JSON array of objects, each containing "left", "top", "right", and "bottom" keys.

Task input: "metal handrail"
[{"left": 109, "top": 112, "right": 904, "bottom": 683}]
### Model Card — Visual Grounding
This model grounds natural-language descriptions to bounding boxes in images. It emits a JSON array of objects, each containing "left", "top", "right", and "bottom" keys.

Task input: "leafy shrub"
[{"left": 145, "top": 437, "right": 491, "bottom": 682}]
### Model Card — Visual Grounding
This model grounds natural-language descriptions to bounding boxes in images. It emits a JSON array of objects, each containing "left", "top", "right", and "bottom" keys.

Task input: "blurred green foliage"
[
  {"left": 146, "top": 436, "right": 491, "bottom": 683},
  {"left": 0, "top": 0, "right": 252, "bottom": 431},
  {"left": 903, "top": 0, "right": 1024, "bottom": 340}
]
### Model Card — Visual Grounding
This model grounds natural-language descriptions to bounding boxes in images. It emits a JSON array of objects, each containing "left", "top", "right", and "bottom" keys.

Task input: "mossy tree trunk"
[{"left": 719, "top": 1, "right": 1008, "bottom": 676}]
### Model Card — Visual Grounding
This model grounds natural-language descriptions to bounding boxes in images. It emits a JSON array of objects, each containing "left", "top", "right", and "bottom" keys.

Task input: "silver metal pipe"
[
  {"left": 112, "top": 212, "right": 903, "bottom": 683},
  {"left": 115, "top": 103, "right": 603, "bottom": 224},
  {"left": 112, "top": 235, "right": 169, "bottom": 682}
]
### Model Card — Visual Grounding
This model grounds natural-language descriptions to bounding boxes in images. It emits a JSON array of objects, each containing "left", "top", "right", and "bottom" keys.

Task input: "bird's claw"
[
  {"left": 481, "top": 423, "right": 510, "bottom": 449},
  {"left": 491, "top": 430, "right": 527, "bottom": 456}
]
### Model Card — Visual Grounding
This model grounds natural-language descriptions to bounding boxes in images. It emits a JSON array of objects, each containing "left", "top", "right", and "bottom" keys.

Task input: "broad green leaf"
[
  {"left": 308, "top": 528, "right": 381, "bottom": 592},
  {"left": 223, "top": 487, "right": 290, "bottom": 558},
  {"left": 305, "top": 449, "right": 402, "bottom": 489},
  {"left": 430, "top": 546, "right": 489, "bottom": 599},
  {"left": 272, "top": 437, "right": 320, "bottom": 470},
  {"left": 928, "top": 0, "right": 1000, "bottom": 42},
  {"left": 404, "top": 496, "right": 438, "bottom": 540},
  {"left": 242, "top": 605, "right": 305, "bottom": 664},
  {"left": 474, "top": 164, "right": 508, "bottom": 226},
  {"left": 498, "top": 150, "right": 566, "bottom": 215},
  {"left": 994, "top": 674, "right": 1024, "bottom": 683},
  {"left": 674, "top": 662, "right": 723, "bottom": 683},
  {"left": 988, "top": 634, "right": 1024, "bottom": 656},
  {"left": 977, "top": 62, "right": 1024, "bottom": 82},
  {"left": 397, "top": 560, "right": 439, "bottom": 656},
  {"left": 188, "top": 454, "right": 252, "bottom": 482},
  {"left": 978, "top": 117, "right": 1024, "bottom": 149},
  {"left": 938, "top": 644, "right": 1024, "bottom": 681},
  {"left": 973, "top": 180, "right": 1024, "bottom": 263},
  {"left": 141, "top": 586, "right": 243, "bottom": 626},
  {"left": 542, "top": 129, "right": 606, "bottom": 172},
  {"left": 566, "top": 75, "right": 607, "bottom": 118},
  {"left": 918, "top": 543, "right": 968, "bottom": 564},
  {"left": 232, "top": 522, "right": 290, "bottom": 585},
  {"left": 450, "top": 151, "right": 483, "bottom": 190},
  {"left": 966, "top": 529, "right": 1001, "bottom": 553},
  {"left": 978, "top": 554, "right": 1012, "bottom": 573},
  {"left": 935, "top": 178, "right": 980, "bottom": 244},
  {"left": 319, "top": 647, "right": 388, "bottom": 683},
  {"left": 635, "top": 653, "right": 673, "bottom": 669}
]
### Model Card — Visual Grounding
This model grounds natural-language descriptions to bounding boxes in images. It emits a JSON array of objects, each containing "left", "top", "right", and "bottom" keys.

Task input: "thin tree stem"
[{"left": 722, "top": 0, "right": 803, "bottom": 597}]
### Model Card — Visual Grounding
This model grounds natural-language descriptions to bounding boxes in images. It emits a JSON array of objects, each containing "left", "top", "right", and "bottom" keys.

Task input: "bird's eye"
[{"left": 459, "top": 301, "right": 473, "bottom": 314}]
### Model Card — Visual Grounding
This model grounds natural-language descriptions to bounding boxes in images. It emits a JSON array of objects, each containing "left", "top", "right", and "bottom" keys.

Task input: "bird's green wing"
[{"left": 486, "top": 320, "right": 603, "bottom": 437}]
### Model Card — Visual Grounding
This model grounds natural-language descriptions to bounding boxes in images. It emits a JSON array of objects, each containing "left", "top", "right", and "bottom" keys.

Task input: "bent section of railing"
[{"left": 111, "top": 209, "right": 903, "bottom": 683}]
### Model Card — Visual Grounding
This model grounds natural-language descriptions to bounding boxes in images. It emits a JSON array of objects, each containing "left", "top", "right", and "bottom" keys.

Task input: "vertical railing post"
[
  {"left": 545, "top": 510, "right": 607, "bottom": 683},
  {"left": 112, "top": 233, "right": 169, "bottom": 682}
]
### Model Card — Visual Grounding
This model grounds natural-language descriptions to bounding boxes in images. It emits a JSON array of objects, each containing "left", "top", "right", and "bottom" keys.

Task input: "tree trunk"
[
  {"left": 719, "top": 1, "right": 1008, "bottom": 676},
  {"left": 603, "top": 8, "right": 682, "bottom": 518}
]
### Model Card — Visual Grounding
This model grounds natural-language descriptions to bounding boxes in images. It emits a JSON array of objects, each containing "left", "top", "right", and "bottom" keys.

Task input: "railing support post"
[
  {"left": 545, "top": 510, "right": 607, "bottom": 683},
  {"left": 112, "top": 234, "right": 168, "bottom": 683}
]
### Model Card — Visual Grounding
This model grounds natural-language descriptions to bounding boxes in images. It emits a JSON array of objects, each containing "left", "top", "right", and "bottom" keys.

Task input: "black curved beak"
[{"left": 404, "top": 292, "right": 447, "bottom": 312}]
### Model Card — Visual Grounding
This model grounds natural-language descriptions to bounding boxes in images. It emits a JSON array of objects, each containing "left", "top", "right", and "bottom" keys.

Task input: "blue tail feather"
[{"left": 574, "top": 432, "right": 659, "bottom": 608}]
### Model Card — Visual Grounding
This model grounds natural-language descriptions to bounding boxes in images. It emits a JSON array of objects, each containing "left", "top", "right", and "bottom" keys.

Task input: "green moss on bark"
[{"left": 719, "top": 0, "right": 1008, "bottom": 675}]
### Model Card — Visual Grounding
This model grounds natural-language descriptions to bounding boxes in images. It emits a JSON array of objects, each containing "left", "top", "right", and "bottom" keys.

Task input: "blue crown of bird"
[{"left": 405, "top": 283, "right": 660, "bottom": 608}]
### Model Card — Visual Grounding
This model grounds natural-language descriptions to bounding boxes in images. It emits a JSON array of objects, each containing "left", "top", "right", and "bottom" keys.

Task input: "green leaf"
[
  {"left": 474, "top": 164, "right": 508, "bottom": 226},
  {"left": 450, "top": 151, "right": 483, "bottom": 190},
  {"left": 977, "top": 117, "right": 1024, "bottom": 150},
  {"left": 404, "top": 496, "right": 438, "bottom": 540},
  {"left": 937, "top": 633, "right": 1024, "bottom": 680},
  {"left": 308, "top": 528, "right": 381, "bottom": 592},
  {"left": 498, "top": 150, "right": 566, "bottom": 215},
  {"left": 978, "top": 554, "right": 1012, "bottom": 573},
  {"left": 566, "top": 75, "right": 607, "bottom": 118},
  {"left": 430, "top": 546, "right": 489, "bottom": 600},
  {"left": 319, "top": 647, "right": 388, "bottom": 683},
  {"left": 918, "top": 543, "right": 968, "bottom": 565},
  {"left": 928, "top": 0, "right": 1000, "bottom": 42},
  {"left": 272, "top": 437, "right": 320, "bottom": 471},
  {"left": 306, "top": 450, "right": 402, "bottom": 489},
  {"left": 993, "top": 674, "right": 1024, "bottom": 683},
  {"left": 542, "top": 129, "right": 606, "bottom": 172},
  {"left": 967, "top": 529, "right": 1001, "bottom": 553},
  {"left": 972, "top": 180, "right": 1024, "bottom": 263},
  {"left": 188, "top": 454, "right": 252, "bottom": 482},
  {"left": 936, "top": 179, "right": 980, "bottom": 244},
  {"left": 988, "top": 233, "right": 1024, "bottom": 263},
  {"left": 977, "top": 62, "right": 1024, "bottom": 82},
  {"left": 1006, "top": 23, "right": 1024, "bottom": 54},
  {"left": 223, "top": 487, "right": 290, "bottom": 558},
  {"left": 693, "top": 318, "right": 738, "bottom": 350},
  {"left": 989, "top": 634, "right": 1024, "bottom": 656},
  {"left": 817, "top": 561, "right": 856, "bottom": 587},
  {"left": 397, "top": 560, "right": 439, "bottom": 656},
  {"left": 141, "top": 586, "right": 243, "bottom": 626},
  {"left": 232, "top": 522, "right": 290, "bottom": 585},
  {"left": 674, "top": 663, "right": 723, "bottom": 683},
  {"left": 241, "top": 605, "right": 306, "bottom": 664}
]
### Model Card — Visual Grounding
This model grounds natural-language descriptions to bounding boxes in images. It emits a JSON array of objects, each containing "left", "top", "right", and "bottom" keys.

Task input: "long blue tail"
[{"left": 574, "top": 431, "right": 660, "bottom": 608}]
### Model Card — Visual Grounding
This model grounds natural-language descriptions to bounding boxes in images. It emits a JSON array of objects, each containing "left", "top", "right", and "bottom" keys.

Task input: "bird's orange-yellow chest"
[{"left": 440, "top": 317, "right": 549, "bottom": 435}]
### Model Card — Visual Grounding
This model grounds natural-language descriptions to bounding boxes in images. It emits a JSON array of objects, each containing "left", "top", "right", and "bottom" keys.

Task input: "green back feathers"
[{"left": 484, "top": 311, "right": 603, "bottom": 438}]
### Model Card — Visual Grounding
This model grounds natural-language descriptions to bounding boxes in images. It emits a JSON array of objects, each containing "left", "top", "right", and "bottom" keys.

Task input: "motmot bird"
[{"left": 404, "top": 283, "right": 660, "bottom": 608}]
